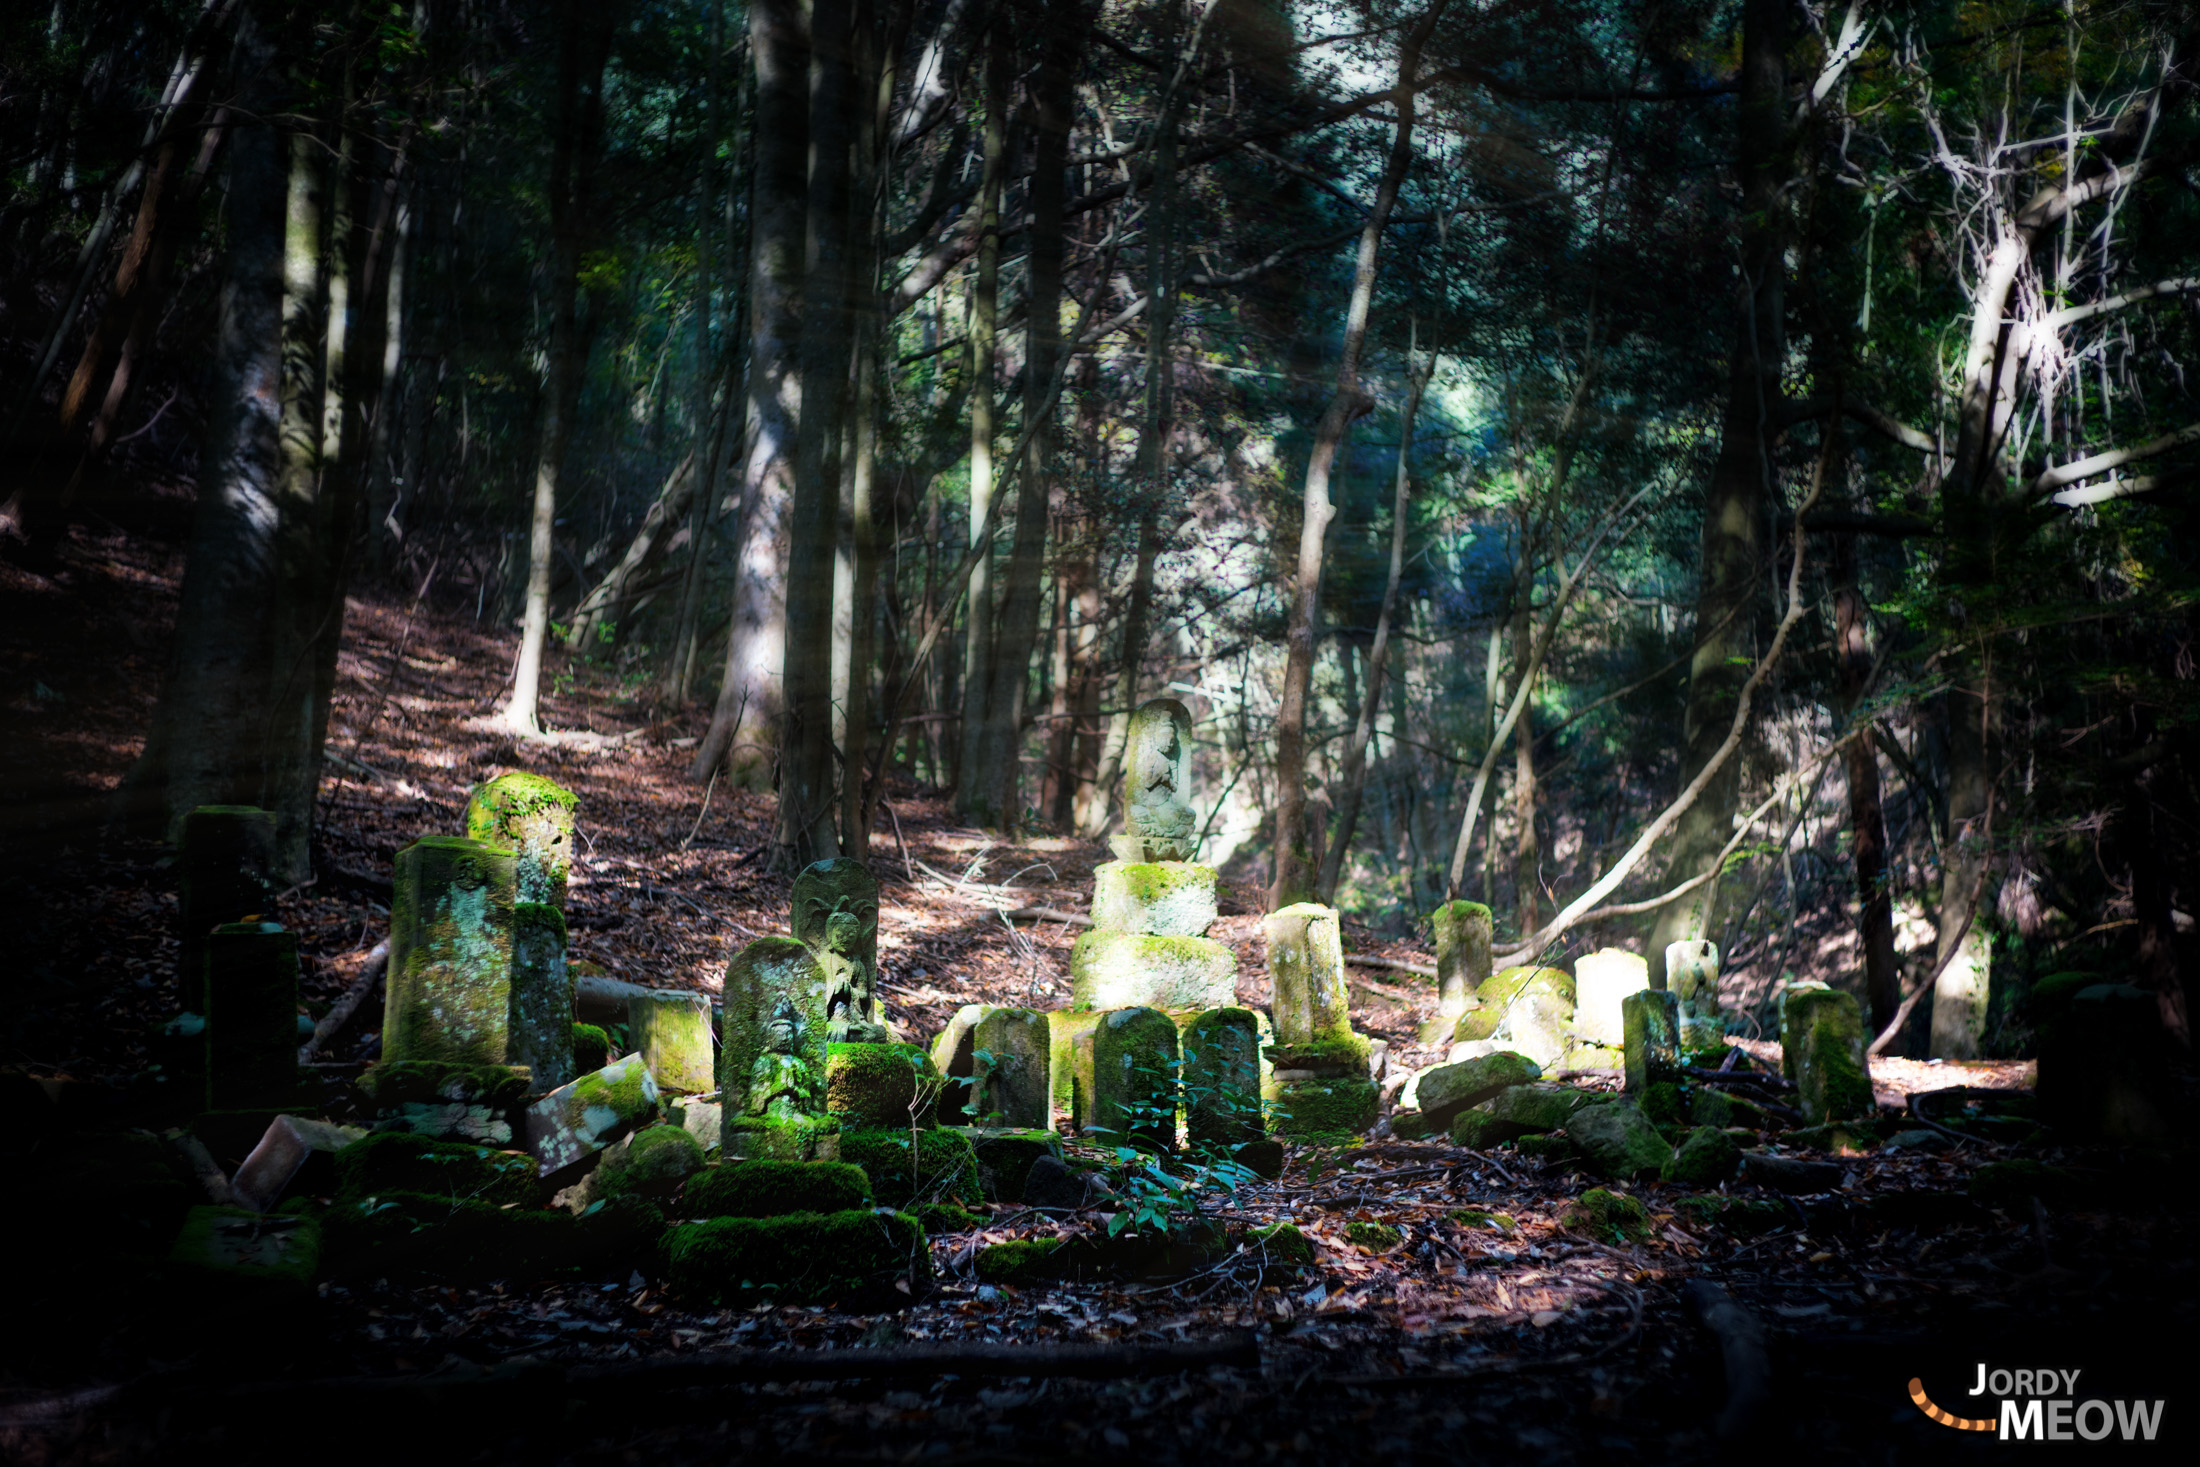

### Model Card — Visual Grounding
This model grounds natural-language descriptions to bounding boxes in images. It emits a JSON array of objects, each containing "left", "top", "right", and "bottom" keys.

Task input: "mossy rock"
[
  {"left": 839, "top": 1126, "right": 980, "bottom": 1208},
  {"left": 1968, "top": 1159, "right": 2082, "bottom": 1210},
  {"left": 1476, "top": 1082, "right": 1590, "bottom": 1137},
  {"left": 1558, "top": 1187, "right": 1652, "bottom": 1243},
  {"left": 722, "top": 1113, "right": 839, "bottom": 1162},
  {"left": 974, "top": 1237, "right": 1064, "bottom": 1285},
  {"left": 1446, "top": 1208, "right": 1515, "bottom": 1233},
  {"left": 913, "top": 1201, "right": 986, "bottom": 1232},
  {"left": 1267, "top": 1077, "right": 1379, "bottom": 1137},
  {"left": 1661, "top": 1125, "right": 1741, "bottom": 1185},
  {"left": 660, "top": 1209, "right": 930, "bottom": 1305},
  {"left": 1390, "top": 1109, "right": 1437, "bottom": 1141},
  {"left": 964, "top": 1128, "right": 1063, "bottom": 1202},
  {"left": 595, "top": 1124, "right": 706, "bottom": 1202},
  {"left": 1674, "top": 1194, "right": 1789, "bottom": 1235},
  {"left": 1785, "top": 987, "right": 1873, "bottom": 1123},
  {"left": 1450, "top": 965, "right": 1575, "bottom": 1065},
  {"left": 334, "top": 1131, "right": 539, "bottom": 1207},
  {"left": 1263, "top": 1035, "right": 1372, "bottom": 1076},
  {"left": 1409, "top": 1050, "right": 1542, "bottom": 1125},
  {"left": 1640, "top": 1081, "right": 1685, "bottom": 1126},
  {"left": 462, "top": 772, "right": 578, "bottom": 906},
  {"left": 168, "top": 1206, "right": 320, "bottom": 1296},
  {"left": 1231, "top": 1137, "right": 1286, "bottom": 1179},
  {"left": 683, "top": 1159, "right": 872, "bottom": 1218},
  {"left": 1690, "top": 1086, "right": 1777, "bottom": 1130},
  {"left": 1513, "top": 1132, "right": 1580, "bottom": 1163},
  {"left": 1564, "top": 1102, "right": 1673, "bottom": 1181},
  {"left": 1344, "top": 1220, "right": 1401, "bottom": 1251},
  {"left": 571, "top": 1024, "right": 611, "bottom": 1075},
  {"left": 825, "top": 1043, "right": 942, "bottom": 1127},
  {"left": 1245, "top": 1221, "right": 1313, "bottom": 1265}
]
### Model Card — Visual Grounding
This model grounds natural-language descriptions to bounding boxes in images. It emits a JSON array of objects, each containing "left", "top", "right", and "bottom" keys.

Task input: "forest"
[{"left": 2, "top": 0, "right": 2196, "bottom": 1461}]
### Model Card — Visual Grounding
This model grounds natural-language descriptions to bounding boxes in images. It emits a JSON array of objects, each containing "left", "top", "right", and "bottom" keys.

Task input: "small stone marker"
[
  {"left": 1778, "top": 981, "right": 1829, "bottom": 1080},
  {"left": 1621, "top": 988, "right": 1681, "bottom": 1093},
  {"left": 630, "top": 988, "right": 715, "bottom": 1094},
  {"left": 720, "top": 937, "right": 829, "bottom": 1100},
  {"left": 793, "top": 858, "right": 890, "bottom": 1043},
  {"left": 968, "top": 1007, "right": 1050, "bottom": 1129},
  {"left": 1567, "top": 1100, "right": 1673, "bottom": 1180},
  {"left": 1046, "top": 1009, "right": 1105, "bottom": 1128},
  {"left": 204, "top": 922, "right": 299, "bottom": 1111},
  {"left": 1783, "top": 986, "right": 1872, "bottom": 1123},
  {"left": 1573, "top": 948, "right": 1647, "bottom": 1047},
  {"left": 1179, "top": 1007, "right": 1263, "bottom": 1147},
  {"left": 178, "top": 805, "right": 276, "bottom": 1004},
  {"left": 930, "top": 1002, "right": 1000, "bottom": 1122},
  {"left": 230, "top": 1114, "right": 365, "bottom": 1212},
  {"left": 510, "top": 902, "right": 575, "bottom": 1092},
  {"left": 1407, "top": 1050, "right": 1541, "bottom": 1128},
  {"left": 462, "top": 772, "right": 578, "bottom": 907},
  {"left": 1264, "top": 903, "right": 1351, "bottom": 1046},
  {"left": 524, "top": 1052, "right": 660, "bottom": 1174},
  {"left": 383, "top": 836, "right": 520, "bottom": 1066},
  {"left": 1092, "top": 861, "right": 1218, "bottom": 936},
  {"left": 1109, "top": 698, "right": 1199, "bottom": 862},
  {"left": 1422, "top": 899, "right": 1492, "bottom": 1042},
  {"left": 1088, "top": 1006, "right": 1179, "bottom": 1149},
  {"left": 1666, "top": 939, "right": 1722, "bottom": 1054},
  {"left": 1929, "top": 924, "right": 1992, "bottom": 1059},
  {"left": 2037, "top": 982, "right": 2176, "bottom": 1143}
]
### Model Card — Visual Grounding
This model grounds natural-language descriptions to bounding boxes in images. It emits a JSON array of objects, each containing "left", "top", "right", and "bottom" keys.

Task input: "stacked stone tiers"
[{"left": 1069, "top": 861, "right": 1236, "bottom": 1011}]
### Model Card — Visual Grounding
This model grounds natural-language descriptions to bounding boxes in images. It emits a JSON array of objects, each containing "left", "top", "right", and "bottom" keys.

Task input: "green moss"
[
  {"left": 334, "top": 1132, "right": 538, "bottom": 1207},
  {"left": 1968, "top": 1159, "right": 2081, "bottom": 1209},
  {"left": 838, "top": 1126, "right": 980, "bottom": 1208},
  {"left": 913, "top": 1201, "right": 986, "bottom": 1232},
  {"left": 966, "top": 1129, "right": 1063, "bottom": 1203},
  {"left": 1566, "top": 1101, "right": 1672, "bottom": 1180},
  {"left": 1674, "top": 1194, "right": 1789, "bottom": 1235},
  {"left": 660, "top": 1209, "right": 929, "bottom": 1305},
  {"left": 1446, "top": 1208, "right": 1516, "bottom": 1232},
  {"left": 1558, "top": 1187, "right": 1652, "bottom": 1243},
  {"left": 1267, "top": 1077, "right": 1379, "bottom": 1137},
  {"left": 1786, "top": 987, "right": 1873, "bottom": 1123},
  {"left": 1262, "top": 1036, "right": 1372, "bottom": 1073},
  {"left": 513, "top": 902, "right": 567, "bottom": 939},
  {"left": 1232, "top": 1137, "right": 1286, "bottom": 1178},
  {"left": 571, "top": 1055, "right": 655, "bottom": 1122},
  {"left": 572, "top": 1024, "right": 610, "bottom": 1073},
  {"left": 973, "top": 1237, "right": 1064, "bottom": 1284},
  {"left": 1344, "top": 1220, "right": 1401, "bottom": 1251},
  {"left": 169, "top": 1206, "right": 320, "bottom": 1293},
  {"left": 1641, "top": 1081, "right": 1685, "bottom": 1125},
  {"left": 1660, "top": 1125, "right": 1742, "bottom": 1185},
  {"left": 825, "top": 1042, "right": 940, "bottom": 1126},
  {"left": 683, "top": 1160, "right": 872, "bottom": 1218},
  {"left": 596, "top": 1124, "right": 706, "bottom": 1201},
  {"left": 1513, "top": 1132, "right": 1580, "bottom": 1162},
  {"left": 1242, "top": 1221, "right": 1314, "bottom": 1265},
  {"left": 1784, "top": 1119, "right": 1887, "bottom": 1151}
]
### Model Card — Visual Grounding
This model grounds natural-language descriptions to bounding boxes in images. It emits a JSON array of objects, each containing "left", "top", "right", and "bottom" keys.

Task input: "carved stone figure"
[
  {"left": 745, "top": 998, "right": 821, "bottom": 1119},
  {"left": 1110, "top": 698, "right": 1198, "bottom": 862},
  {"left": 795, "top": 858, "right": 890, "bottom": 1043}
]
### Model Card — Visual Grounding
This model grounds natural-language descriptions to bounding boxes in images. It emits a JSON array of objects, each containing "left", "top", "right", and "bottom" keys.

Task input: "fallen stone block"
[
  {"left": 524, "top": 1052, "right": 660, "bottom": 1174},
  {"left": 1406, "top": 1050, "right": 1542, "bottom": 1128},
  {"left": 1566, "top": 1101, "right": 1672, "bottom": 1180},
  {"left": 334, "top": 1130, "right": 539, "bottom": 1207},
  {"left": 593, "top": 1123, "right": 706, "bottom": 1202},
  {"left": 1449, "top": 964, "right": 1574, "bottom": 1067},
  {"left": 660, "top": 1209, "right": 929, "bottom": 1305},
  {"left": 230, "top": 1114, "right": 367, "bottom": 1212}
]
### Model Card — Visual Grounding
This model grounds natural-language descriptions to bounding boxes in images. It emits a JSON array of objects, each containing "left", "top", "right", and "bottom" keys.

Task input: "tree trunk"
[
  {"left": 1830, "top": 524, "right": 1899, "bottom": 1032},
  {"left": 503, "top": 0, "right": 614, "bottom": 735},
  {"left": 952, "top": 19, "right": 1009, "bottom": 823},
  {"left": 693, "top": 0, "right": 807, "bottom": 788},
  {"left": 1316, "top": 346, "right": 1426, "bottom": 904},
  {"left": 566, "top": 452, "right": 699, "bottom": 649},
  {"left": 668, "top": 0, "right": 729, "bottom": 703},
  {"left": 1646, "top": 0, "right": 1787, "bottom": 988},
  {"left": 839, "top": 0, "right": 888, "bottom": 858},
  {"left": 1510, "top": 597, "right": 1540, "bottom": 935},
  {"left": 1269, "top": 4, "right": 1438, "bottom": 911}
]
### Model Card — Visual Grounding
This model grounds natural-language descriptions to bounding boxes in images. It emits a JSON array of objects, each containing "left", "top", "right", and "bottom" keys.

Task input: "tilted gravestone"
[{"left": 1421, "top": 899, "right": 1491, "bottom": 1042}]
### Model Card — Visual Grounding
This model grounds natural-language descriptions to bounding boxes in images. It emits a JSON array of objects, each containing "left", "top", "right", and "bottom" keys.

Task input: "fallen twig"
[
  {"left": 301, "top": 941, "right": 389, "bottom": 1062},
  {"left": 1682, "top": 1277, "right": 1770, "bottom": 1440}
]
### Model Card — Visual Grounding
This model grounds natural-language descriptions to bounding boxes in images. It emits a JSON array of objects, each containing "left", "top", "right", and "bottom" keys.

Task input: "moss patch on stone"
[
  {"left": 359, "top": 1059, "right": 533, "bottom": 1107},
  {"left": 595, "top": 1124, "right": 706, "bottom": 1201},
  {"left": 1558, "top": 1187, "right": 1651, "bottom": 1243},
  {"left": 683, "top": 1159, "right": 872, "bottom": 1218},
  {"left": 1786, "top": 986, "right": 1873, "bottom": 1123},
  {"left": 1514, "top": 1133, "right": 1580, "bottom": 1162},
  {"left": 1451, "top": 965, "right": 1575, "bottom": 1043},
  {"left": 334, "top": 1131, "right": 538, "bottom": 1207},
  {"left": 825, "top": 1042, "right": 939, "bottom": 1127},
  {"left": 913, "top": 1201, "right": 986, "bottom": 1233},
  {"left": 572, "top": 1023, "right": 610, "bottom": 1073},
  {"left": 1245, "top": 1221, "right": 1314, "bottom": 1265},
  {"left": 660, "top": 1209, "right": 929, "bottom": 1305},
  {"left": 974, "top": 1237, "right": 1065, "bottom": 1284},
  {"left": 1446, "top": 1208, "right": 1516, "bottom": 1232},
  {"left": 1266, "top": 1076, "right": 1379, "bottom": 1137},
  {"left": 1262, "top": 1036, "right": 1373, "bottom": 1074},
  {"left": 1344, "top": 1220, "right": 1401, "bottom": 1251},
  {"left": 839, "top": 1126, "right": 980, "bottom": 1208},
  {"left": 1565, "top": 1102, "right": 1672, "bottom": 1180},
  {"left": 1660, "top": 1125, "right": 1741, "bottom": 1185},
  {"left": 1640, "top": 1081, "right": 1684, "bottom": 1125}
]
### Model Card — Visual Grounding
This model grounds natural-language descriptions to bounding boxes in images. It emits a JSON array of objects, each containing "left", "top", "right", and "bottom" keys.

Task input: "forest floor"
[{"left": 4, "top": 523, "right": 2195, "bottom": 1464}]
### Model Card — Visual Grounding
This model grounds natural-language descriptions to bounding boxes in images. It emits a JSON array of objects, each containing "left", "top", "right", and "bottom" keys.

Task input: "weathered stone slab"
[
  {"left": 1179, "top": 1007, "right": 1263, "bottom": 1147},
  {"left": 1264, "top": 903, "right": 1350, "bottom": 1047},
  {"left": 968, "top": 1008, "right": 1049, "bottom": 1129},
  {"left": 178, "top": 805, "right": 275, "bottom": 1005},
  {"left": 1266, "top": 1076, "right": 1379, "bottom": 1137},
  {"left": 1093, "top": 861, "right": 1218, "bottom": 936},
  {"left": 1566, "top": 1101, "right": 1672, "bottom": 1180},
  {"left": 1109, "top": 698, "right": 1198, "bottom": 862},
  {"left": 1425, "top": 899, "right": 1493, "bottom": 1043},
  {"left": 1665, "top": 938, "right": 1722, "bottom": 1054},
  {"left": 1450, "top": 964, "right": 1574, "bottom": 1067},
  {"left": 1047, "top": 1009, "right": 1104, "bottom": 1128},
  {"left": 2037, "top": 982, "right": 2176, "bottom": 1143},
  {"left": 1069, "top": 931, "right": 1235, "bottom": 1011},
  {"left": 524, "top": 1052, "right": 660, "bottom": 1174},
  {"left": 1784, "top": 986, "right": 1873, "bottom": 1124},
  {"left": 1573, "top": 948, "right": 1647, "bottom": 1047},
  {"left": 510, "top": 902, "right": 575, "bottom": 1092},
  {"left": 630, "top": 988, "right": 715, "bottom": 1095},
  {"left": 230, "top": 1114, "right": 365, "bottom": 1213},
  {"left": 1408, "top": 1050, "right": 1542, "bottom": 1128},
  {"left": 1088, "top": 1006, "right": 1179, "bottom": 1149},
  {"left": 383, "top": 836, "right": 519, "bottom": 1067},
  {"left": 1622, "top": 988, "right": 1681, "bottom": 1094},
  {"left": 335, "top": 1129, "right": 540, "bottom": 1205},
  {"left": 204, "top": 922, "right": 299, "bottom": 1111},
  {"left": 356, "top": 1060, "right": 530, "bottom": 1144},
  {"left": 462, "top": 772, "right": 577, "bottom": 907}
]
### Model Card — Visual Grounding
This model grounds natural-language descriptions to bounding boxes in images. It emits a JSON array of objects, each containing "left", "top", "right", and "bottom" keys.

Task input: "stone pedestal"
[
  {"left": 824, "top": 1041, "right": 942, "bottom": 1126},
  {"left": 1092, "top": 861, "right": 1218, "bottom": 936},
  {"left": 1264, "top": 903, "right": 1350, "bottom": 1046},
  {"left": 1666, "top": 939, "right": 1722, "bottom": 1055},
  {"left": 630, "top": 988, "right": 714, "bottom": 1095},
  {"left": 462, "top": 773, "right": 577, "bottom": 907},
  {"left": 204, "top": 923, "right": 298, "bottom": 1111},
  {"left": 1929, "top": 925, "right": 1992, "bottom": 1059},
  {"left": 510, "top": 903, "right": 575, "bottom": 1092},
  {"left": 1179, "top": 1007, "right": 1263, "bottom": 1146},
  {"left": 1265, "top": 1076, "right": 1379, "bottom": 1138},
  {"left": 1088, "top": 1007, "right": 1179, "bottom": 1150},
  {"left": 383, "top": 836, "right": 520, "bottom": 1066},
  {"left": 1070, "top": 931, "right": 1235, "bottom": 1010},
  {"left": 969, "top": 1008, "right": 1049, "bottom": 1129},
  {"left": 1621, "top": 988, "right": 1681, "bottom": 1094},
  {"left": 1423, "top": 899, "right": 1492, "bottom": 1042},
  {"left": 179, "top": 806, "right": 277, "bottom": 1005},
  {"left": 1784, "top": 987, "right": 1872, "bottom": 1123},
  {"left": 1574, "top": 948, "right": 1648, "bottom": 1047}
]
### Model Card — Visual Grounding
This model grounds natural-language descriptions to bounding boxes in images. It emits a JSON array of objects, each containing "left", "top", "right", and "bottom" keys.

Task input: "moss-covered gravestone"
[
  {"left": 1265, "top": 903, "right": 1350, "bottom": 1046},
  {"left": 1666, "top": 939, "right": 1722, "bottom": 1056},
  {"left": 1929, "top": 924, "right": 1992, "bottom": 1059},
  {"left": 631, "top": 989, "right": 714, "bottom": 1095},
  {"left": 825, "top": 1042, "right": 942, "bottom": 1126},
  {"left": 1421, "top": 899, "right": 1492, "bottom": 1043},
  {"left": 721, "top": 937, "right": 837, "bottom": 1159},
  {"left": 204, "top": 922, "right": 298, "bottom": 1110},
  {"left": 510, "top": 903, "right": 575, "bottom": 1092},
  {"left": 793, "top": 858, "right": 889, "bottom": 1043},
  {"left": 968, "top": 1008, "right": 1049, "bottom": 1128},
  {"left": 462, "top": 772, "right": 577, "bottom": 908},
  {"left": 1109, "top": 698, "right": 1199, "bottom": 862},
  {"left": 1573, "top": 948, "right": 1647, "bottom": 1048},
  {"left": 1449, "top": 964, "right": 1575, "bottom": 1068},
  {"left": 1088, "top": 1006, "right": 1179, "bottom": 1149},
  {"left": 523, "top": 1052, "right": 660, "bottom": 1174},
  {"left": 179, "top": 805, "right": 276, "bottom": 1006},
  {"left": 1621, "top": 988, "right": 1681, "bottom": 1094},
  {"left": 1046, "top": 1009, "right": 1104, "bottom": 1128},
  {"left": 1179, "top": 1007, "right": 1263, "bottom": 1146},
  {"left": 1784, "top": 986, "right": 1872, "bottom": 1124},
  {"left": 383, "top": 836, "right": 520, "bottom": 1067}
]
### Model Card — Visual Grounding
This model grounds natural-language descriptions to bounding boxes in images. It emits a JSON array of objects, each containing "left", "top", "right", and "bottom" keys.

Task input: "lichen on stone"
[{"left": 1558, "top": 1187, "right": 1651, "bottom": 1243}]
